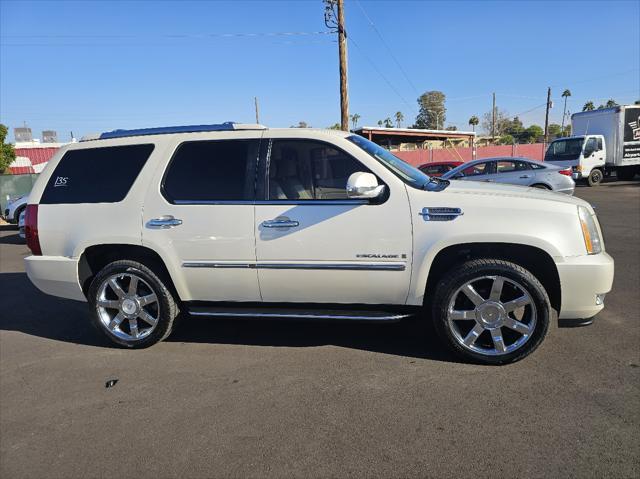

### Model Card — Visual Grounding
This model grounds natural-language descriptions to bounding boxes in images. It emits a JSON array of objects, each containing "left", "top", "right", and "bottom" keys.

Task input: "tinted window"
[
  {"left": 268, "top": 140, "right": 373, "bottom": 200},
  {"left": 40, "top": 144, "right": 153, "bottom": 204},
  {"left": 462, "top": 162, "right": 490, "bottom": 176},
  {"left": 163, "top": 140, "right": 258, "bottom": 202}
]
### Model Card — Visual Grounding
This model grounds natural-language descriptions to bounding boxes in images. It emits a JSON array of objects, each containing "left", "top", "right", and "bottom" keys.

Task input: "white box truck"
[{"left": 544, "top": 104, "right": 640, "bottom": 186}]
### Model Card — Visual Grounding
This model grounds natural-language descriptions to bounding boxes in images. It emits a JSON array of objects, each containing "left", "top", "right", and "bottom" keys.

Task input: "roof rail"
[{"left": 97, "top": 122, "right": 266, "bottom": 140}]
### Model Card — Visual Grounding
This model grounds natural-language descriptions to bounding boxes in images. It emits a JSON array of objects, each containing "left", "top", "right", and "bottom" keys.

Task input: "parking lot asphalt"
[{"left": 1, "top": 182, "right": 639, "bottom": 478}]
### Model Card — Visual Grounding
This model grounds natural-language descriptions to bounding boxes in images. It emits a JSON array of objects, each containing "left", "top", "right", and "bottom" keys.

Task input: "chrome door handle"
[
  {"left": 147, "top": 215, "right": 183, "bottom": 229},
  {"left": 262, "top": 218, "right": 299, "bottom": 228}
]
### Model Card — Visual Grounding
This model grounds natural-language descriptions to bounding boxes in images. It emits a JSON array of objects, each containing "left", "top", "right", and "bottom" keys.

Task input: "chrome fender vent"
[{"left": 419, "top": 207, "right": 463, "bottom": 222}]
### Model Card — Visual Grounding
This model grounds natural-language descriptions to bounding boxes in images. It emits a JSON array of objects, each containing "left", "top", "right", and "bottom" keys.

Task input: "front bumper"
[
  {"left": 556, "top": 252, "right": 614, "bottom": 319},
  {"left": 25, "top": 255, "right": 86, "bottom": 302}
]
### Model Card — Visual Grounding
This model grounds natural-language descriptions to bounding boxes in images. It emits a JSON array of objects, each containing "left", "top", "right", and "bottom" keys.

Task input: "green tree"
[
  {"left": 327, "top": 123, "right": 341, "bottom": 130},
  {"left": 504, "top": 116, "right": 524, "bottom": 140},
  {"left": 384, "top": 117, "right": 393, "bottom": 128},
  {"left": 445, "top": 125, "right": 458, "bottom": 131},
  {"left": 415, "top": 91, "right": 446, "bottom": 129},
  {"left": 548, "top": 123, "right": 562, "bottom": 138},
  {"left": 377, "top": 120, "right": 384, "bottom": 127},
  {"left": 291, "top": 121, "right": 310, "bottom": 128},
  {"left": 583, "top": 101, "right": 595, "bottom": 111},
  {"left": 499, "top": 134, "right": 515, "bottom": 145},
  {"left": 0, "top": 124, "right": 16, "bottom": 173},
  {"left": 350, "top": 113, "right": 361, "bottom": 129},
  {"left": 605, "top": 99, "right": 618, "bottom": 108},
  {"left": 523, "top": 125, "right": 544, "bottom": 143},
  {"left": 561, "top": 89, "right": 571, "bottom": 136},
  {"left": 394, "top": 111, "right": 404, "bottom": 128},
  {"left": 562, "top": 124, "right": 572, "bottom": 136},
  {"left": 468, "top": 115, "right": 479, "bottom": 132}
]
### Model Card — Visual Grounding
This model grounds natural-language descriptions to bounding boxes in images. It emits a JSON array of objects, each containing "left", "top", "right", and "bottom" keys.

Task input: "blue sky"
[{"left": 1, "top": 0, "right": 639, "bottom": 142}]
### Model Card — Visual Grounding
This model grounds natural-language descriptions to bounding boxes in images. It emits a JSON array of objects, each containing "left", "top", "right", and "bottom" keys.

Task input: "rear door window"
[
  {"left": 462, "top": 162, "right": 491, "bottom": 176},
  {"left": 162, "top": 139, "right": 259, "bottom": 203},
  {"left": 40, "top": 144, "right": 154, "bottom": 204}
]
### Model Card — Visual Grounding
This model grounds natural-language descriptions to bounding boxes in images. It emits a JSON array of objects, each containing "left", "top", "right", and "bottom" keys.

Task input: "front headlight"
[{"left": 578, "top": 206, "right": 602, "bottom": 255}]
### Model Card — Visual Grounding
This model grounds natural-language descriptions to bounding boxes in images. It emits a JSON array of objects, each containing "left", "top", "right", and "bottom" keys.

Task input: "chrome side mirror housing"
[{"left": 346, "top": 172, "right": 386, "bottom": 199}]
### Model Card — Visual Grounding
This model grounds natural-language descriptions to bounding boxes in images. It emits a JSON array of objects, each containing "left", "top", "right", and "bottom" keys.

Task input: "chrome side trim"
[
  {"left": 257, "top": 262, "right": 405, "bottom": 271},
  {"left": 419, "top": 207, "right": 464, "bottom": 221},
  {"left": 190, "top": 311, "right": 410, "bottom": 321},
  {"left": 182, "top": 262, "right": 405, "bottom": 271},
  {"left": 183, "top": 262, "right": 256, "bottom": 269}
]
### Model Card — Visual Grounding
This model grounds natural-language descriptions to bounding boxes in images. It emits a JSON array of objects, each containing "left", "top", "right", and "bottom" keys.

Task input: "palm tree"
[
  {"left": 350, "top": 113, "right": 361, "bottom": 130},
  {"left": 468, "top": 115, "right": 479, "bottom": 132},
  {"left": 377, "top": 120, "right": 384, "bottom": 127},
  {"left": 605, "top": 99, "right": 618, "bottom": 108},
  {"left": 384, "top": 117, "right": 393, "bottom": 128},
  {"left": 561, "top": 89, "right": 571, "bottom": 136},
  {"left": 395, "top": 111, "right": 404, "bottom": 128},
  {"left": 583, "top": 101, "right": 595, "bottom": 111}
]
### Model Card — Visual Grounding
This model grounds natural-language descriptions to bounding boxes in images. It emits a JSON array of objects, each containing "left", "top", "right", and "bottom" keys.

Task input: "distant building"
[
  {"left": 14, "top": 127, "right": 33, "bottom": 143},
  {"left": 42, "top": 130, "right": 58, "bottom": 143},
  {"left": 353, "top": 126, "right": 476, "bottom": 151},
  {"left": 10, "top": 142, "right": 64, "bottom": 175}
]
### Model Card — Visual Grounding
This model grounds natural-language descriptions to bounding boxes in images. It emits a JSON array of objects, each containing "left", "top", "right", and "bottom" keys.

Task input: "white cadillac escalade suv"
[{"left": 23, "top": 123, "right": 614, "bottom": 364}]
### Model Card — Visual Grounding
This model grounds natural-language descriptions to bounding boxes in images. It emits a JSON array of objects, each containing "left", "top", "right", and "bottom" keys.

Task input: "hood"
[{"left": 444, "top": 179, "right": 589, "bottom": 208}]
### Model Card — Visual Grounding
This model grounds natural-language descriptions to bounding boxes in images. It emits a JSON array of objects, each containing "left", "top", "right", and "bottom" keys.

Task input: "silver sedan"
[{"left": 441, "top": 157, "right": 576, "bottom": 194}]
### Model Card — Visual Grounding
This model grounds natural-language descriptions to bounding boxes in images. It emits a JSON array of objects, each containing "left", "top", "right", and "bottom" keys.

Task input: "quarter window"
[
  {"left": 40, "top": 144, "right": 154, "bottom": 204},
  {"left": 163, "top": 139, "right": 259, "bottom": 202},
  {"left": 267, "top": 140, "right": 373, "bottom": 200}
]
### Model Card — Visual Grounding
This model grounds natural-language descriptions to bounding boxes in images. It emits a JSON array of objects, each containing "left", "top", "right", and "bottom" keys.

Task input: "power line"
[
  {"left": 1, "top": 31, "right": 333, "bottom": 39},
  {"left": 348, "top": 36, "right": 416, "bottom": 113},
  {"left": 353, "top": 0, "right": 420, "bottom": 97}
]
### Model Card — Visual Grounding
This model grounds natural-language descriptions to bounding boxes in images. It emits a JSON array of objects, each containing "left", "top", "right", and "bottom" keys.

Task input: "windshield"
[
  {"left": 545, "top": 138, "right": 584, "bottom": 161},
  {"left": 347, "top": 135, "right": 431, "bottom": 190}
]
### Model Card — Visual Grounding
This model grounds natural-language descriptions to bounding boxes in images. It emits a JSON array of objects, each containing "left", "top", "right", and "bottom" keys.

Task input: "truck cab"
[{"left": 544, "top": 135, "right": 606, "bottom": 186}]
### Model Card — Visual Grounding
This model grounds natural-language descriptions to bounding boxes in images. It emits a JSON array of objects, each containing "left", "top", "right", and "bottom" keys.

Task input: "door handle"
[
  {"left": 147, "top": 215, "right": 183, "bottom": 229},
  {"left": 519, "top": 175, "right": 531, "bottom": 179},
  {"left": 262, "top": 218, "right": 299, "bottom": 228}
]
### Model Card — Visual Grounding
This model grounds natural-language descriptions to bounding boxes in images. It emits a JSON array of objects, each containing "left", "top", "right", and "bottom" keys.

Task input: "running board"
[{"left": 187, "top": 306, "right": 411, "bottom": 322}]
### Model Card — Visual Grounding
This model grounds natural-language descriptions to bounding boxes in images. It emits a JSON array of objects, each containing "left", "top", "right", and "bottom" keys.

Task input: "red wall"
[{"left": 394, "top": 143, "right": 546, "bottom": 167}]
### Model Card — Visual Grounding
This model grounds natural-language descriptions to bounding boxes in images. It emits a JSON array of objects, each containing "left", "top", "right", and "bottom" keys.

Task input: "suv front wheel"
[
  {"left": 432, "top": 259, "right": 550, "bottom": 365},
  {"left": 88, "top": 260, "right": 179, "bottom": 348}
]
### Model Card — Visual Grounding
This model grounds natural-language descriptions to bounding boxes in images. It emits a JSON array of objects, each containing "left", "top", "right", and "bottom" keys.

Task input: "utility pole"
[
  {"left": 325, "top": 0, "right": 349, "bottom": 131},
  {"left": 544, "top": 87, "right": 551, "bottom": 144},
  {"left": 491, "top": 92, "right": 496, "bottom": 140},
  {"left": 254, "top": 97, "right": 260, "bottom": 124}
]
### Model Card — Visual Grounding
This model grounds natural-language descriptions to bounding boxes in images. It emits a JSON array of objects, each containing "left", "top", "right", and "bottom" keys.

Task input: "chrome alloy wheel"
[
  {"left": 447, "top": 275, "right": 537, "bottom": 356},
  {"left": 96, "top": 273, "right": 160, "bottom": 342}
]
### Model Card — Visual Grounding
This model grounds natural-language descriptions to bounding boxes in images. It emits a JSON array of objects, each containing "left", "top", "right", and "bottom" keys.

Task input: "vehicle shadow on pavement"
[
  {"left": 0, "top": 272, "right": 458, "bottom": 363},
  {"left": 0, "top": 233, "right": 24, "bottom": 245}
]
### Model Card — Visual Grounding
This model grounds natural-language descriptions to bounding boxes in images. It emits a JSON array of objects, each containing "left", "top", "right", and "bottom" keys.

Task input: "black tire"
[
  {"left": 13, "top": 205, "right": 26, "bottom": 225},
  {"left": 587, "top": 169, "right": 603, "bottom": 186},
  {"left": 531, "top": 183, "right": 551, "bottom": 190},
  {"left": 616, "top": 167, "right": 636, "bottom": 181},
  {"left": 431, "top": 259, "right": 551, "bottom": 365},
  {"left": 88, "top": 260, "right": 179, "bottom": 348}
]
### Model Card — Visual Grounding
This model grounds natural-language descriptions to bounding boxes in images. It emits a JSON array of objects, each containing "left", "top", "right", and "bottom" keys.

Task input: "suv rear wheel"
[
  {"left": 88, "top": 260, "right": 179, "bottom": 348},
  {"left": 432, "top": 259, "right": 550, "bottom": 365}
]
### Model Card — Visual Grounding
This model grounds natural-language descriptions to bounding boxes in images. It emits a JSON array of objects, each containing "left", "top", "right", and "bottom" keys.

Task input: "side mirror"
[{"left": 346, "top": 172, "right": 386, "bottom": 199}]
